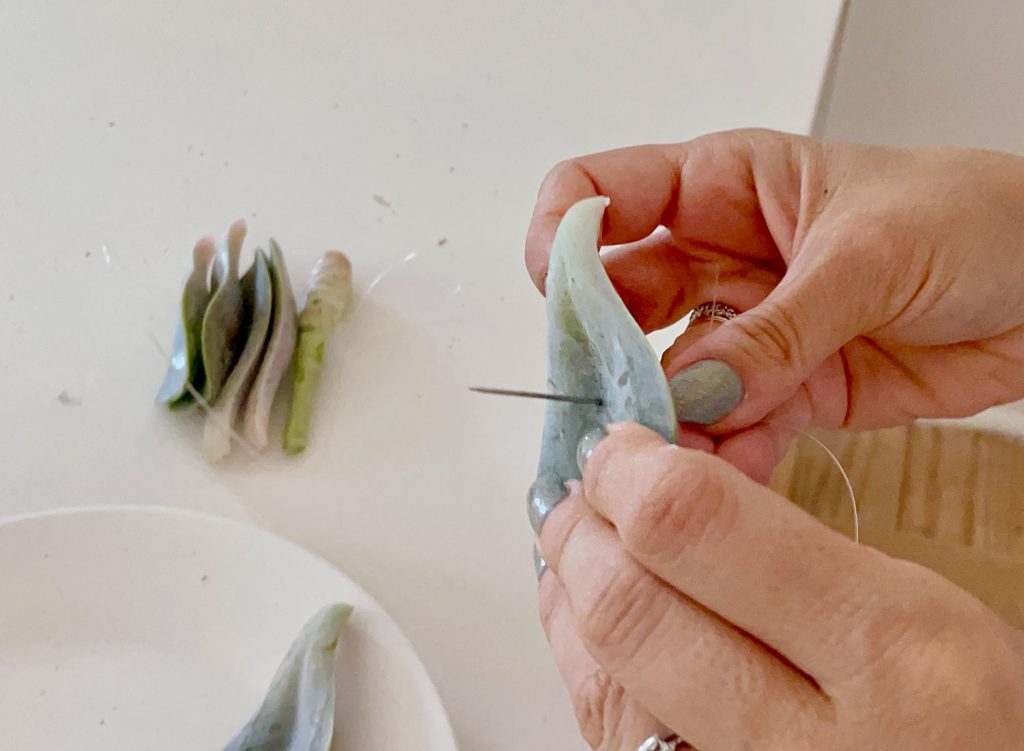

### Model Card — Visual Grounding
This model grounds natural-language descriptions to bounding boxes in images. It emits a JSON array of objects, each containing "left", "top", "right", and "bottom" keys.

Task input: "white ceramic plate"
[{"left": 0, "top": 506, "right": 457, "bottom": 751}]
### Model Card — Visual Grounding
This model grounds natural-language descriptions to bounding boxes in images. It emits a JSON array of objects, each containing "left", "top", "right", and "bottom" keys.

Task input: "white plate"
[{"left": 0, "top": 506, "right": 457, "bottom": 751}]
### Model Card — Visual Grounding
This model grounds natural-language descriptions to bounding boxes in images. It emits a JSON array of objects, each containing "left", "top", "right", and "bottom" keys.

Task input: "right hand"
[
  {"left": 525, "top": 130, "right": 1024, "bottom": 477},
  {"left": 537, "top": 423, "right": 1024, "bottom": 751}
]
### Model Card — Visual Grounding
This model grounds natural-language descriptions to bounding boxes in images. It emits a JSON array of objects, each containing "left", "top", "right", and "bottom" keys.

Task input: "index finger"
[
  {"left": 525, "top": 128, "right": 805, "bottom": 292},
  {"left": 580, "top": 422, "right": 905, "bottom": 687},
  {"left": 525, "top": 144, "right": 683, "bottom": 290}
]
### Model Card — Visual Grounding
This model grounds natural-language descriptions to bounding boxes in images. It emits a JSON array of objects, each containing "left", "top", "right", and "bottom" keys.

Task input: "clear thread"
[
  {"left": 769, "top": 421, "right": 860, "bottom": 544},
  {"left": 702, "top": 271, "right": 859, "bottom": 543},
  {"left": 799, "top": 430, "right": 860, "bottom": 544}
]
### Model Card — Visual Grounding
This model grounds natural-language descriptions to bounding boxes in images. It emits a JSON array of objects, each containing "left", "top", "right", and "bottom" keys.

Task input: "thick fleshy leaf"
[
  {"left": 155, "top": 237, "right": 215, "bottom": 408},
  {"left": 537, "top": 196, "right": 676, "bottom": 485},
  {"left": 204, "top": 249, "right": 274, "bottom": 462},
  {"left": 242, "top": 240, "right": 298, "bottom": 451},
  {"left": 202, "top": 219, "right": 248, "bottom": 405},
  {"left": 222, "top": 603, "right": 352, "bottom": 751}
]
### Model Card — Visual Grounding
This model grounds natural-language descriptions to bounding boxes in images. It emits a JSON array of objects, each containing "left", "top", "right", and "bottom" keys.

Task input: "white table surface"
[{"left": 0, "top": 1, "right": 844, "bottom": 748}]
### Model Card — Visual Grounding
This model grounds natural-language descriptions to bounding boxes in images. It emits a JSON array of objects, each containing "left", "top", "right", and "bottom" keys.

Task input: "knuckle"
[
  {"left": 618, "top": 449, "right": 732, "bottom": 563},
  {"left": 737, "top": 127, "right": 798, "bottom": 153},
  {"left": 849, "top": 588, "right": 1024, "bottom": 743},
  {"left": 583, "top": 425, "right": 659, "bottom": 501},
  {"left": 542, "top": 158, "right": 585, "bottom": 192},
  {"left": 572, "top": 670, "right": 630, "bottom": 750},
  {"left": 843, "top": 583, "right": 950, "bottom": 684},
  {"left": 576, "top": 561, "right": 666, "bottom": 667},
  {"left": 847, "top": 567, "right": 1019, "bottom": 690},
  {"left": 735, "top": 302, "right": 809, "bottom": 372}
]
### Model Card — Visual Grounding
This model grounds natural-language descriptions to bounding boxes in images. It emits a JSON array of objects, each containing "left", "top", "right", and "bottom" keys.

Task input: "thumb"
[{"left": 663, "top": 267, "right": 867, "bottom": 430}]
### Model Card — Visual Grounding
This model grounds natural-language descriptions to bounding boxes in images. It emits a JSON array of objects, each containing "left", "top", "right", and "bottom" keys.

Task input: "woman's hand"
[
  {"left": 537, "top": 423, "right": 1024, "bottom": 751},
  {"left": 525, "top": 129, "right": 1024, "bottom": 480}
]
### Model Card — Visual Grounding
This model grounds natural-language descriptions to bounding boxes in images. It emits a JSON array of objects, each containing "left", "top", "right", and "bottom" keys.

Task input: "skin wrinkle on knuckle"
[
  {"left": 755, "top": 300, "right": 807, "bottom": 368},
  {"left": 572, "top": 670, "right": 629, "bottom": 750},
  {"left": 618, "top": 449, "right": 731, "bottom": 565},
  {"left": 875, "top": 602, "right": 1020, "bottom": 712},
  {"left": 846, "top": 608, "right": 1024, "bottom": 749},
  {"left": 576, "top": 561, "right": 667, "bottom": 671},
  {"left": 836, "top": 576, "right": 971, "bottom": 694}
]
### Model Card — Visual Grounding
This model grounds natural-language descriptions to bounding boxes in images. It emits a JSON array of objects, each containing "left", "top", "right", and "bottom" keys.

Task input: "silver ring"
[
  {"left": 637, "top": 734, "right": 691, "bottom": 751},
  {"left": 689, "top": 301, "right": 739, "bottom": 325}
]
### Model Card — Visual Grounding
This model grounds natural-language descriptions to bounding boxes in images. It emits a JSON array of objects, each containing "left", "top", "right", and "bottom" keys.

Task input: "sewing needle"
[{"left": 469, "top": 387, "right": 603, "bottom": 407}]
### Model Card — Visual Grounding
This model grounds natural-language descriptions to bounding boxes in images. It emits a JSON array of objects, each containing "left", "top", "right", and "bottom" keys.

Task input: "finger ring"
[
  {"left": 689, "top": 301, "right": 740, "bottom": 325},
  {"left": 637, "top": 733, "right": 692, "bottom": 751}
]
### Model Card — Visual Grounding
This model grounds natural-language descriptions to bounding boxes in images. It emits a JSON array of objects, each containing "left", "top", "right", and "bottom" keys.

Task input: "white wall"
[{"left": 819, "top": 0, "right": 1024, "bottom": 153}]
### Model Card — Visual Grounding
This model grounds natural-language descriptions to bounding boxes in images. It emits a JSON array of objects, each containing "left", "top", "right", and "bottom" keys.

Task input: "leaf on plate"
[{"left": 222, "top": 602, "right": 353, "bottom": 751}]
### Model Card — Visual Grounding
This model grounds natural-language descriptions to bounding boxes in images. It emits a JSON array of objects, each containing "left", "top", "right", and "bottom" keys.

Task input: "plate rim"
[{"left": 0, "top": 503, "right": 458, "bottom": 749}]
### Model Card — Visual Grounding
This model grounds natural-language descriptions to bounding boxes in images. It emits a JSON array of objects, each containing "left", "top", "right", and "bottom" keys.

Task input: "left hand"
[
  {"left": 537, "top": 422, "right": 1024, "bottom": 751},
  {"left": 525, "top": 133, "right": 1024, "bottom": 483}
]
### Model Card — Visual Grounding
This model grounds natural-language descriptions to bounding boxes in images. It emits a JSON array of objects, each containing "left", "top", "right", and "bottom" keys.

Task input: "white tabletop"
[{"left": 0, "top": 1, "right": 844, "bottom": 747}]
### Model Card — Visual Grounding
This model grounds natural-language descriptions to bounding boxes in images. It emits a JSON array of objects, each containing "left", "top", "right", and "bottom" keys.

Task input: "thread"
[
  {"left": 358, "top": 251, "right": 419, "bottom": 307},
  {"left": 703, "top": 272, "right": 859, "bottom": 543},
  {"left": 805, "top": 430, "right": 860, "bottom": 544},
  {"left": 768, "top": 421, "right": 860, "bottom": 544},
  {"left": 710, "top": 263, "right": 721, "bottom": 331}
]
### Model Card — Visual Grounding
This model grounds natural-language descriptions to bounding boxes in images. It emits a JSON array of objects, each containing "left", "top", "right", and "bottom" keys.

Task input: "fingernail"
[
  {"left": 533, "top": 546, "right": 548, "bottom": 580},
  {"left": 576, "top": 427, "right": 607, "bottom": 474},
  {"left": 527, "top": 473, "right": 567, "bottom": 534},
  {"left": 669, "top": 360, "right": 743, "bottom": 425}
]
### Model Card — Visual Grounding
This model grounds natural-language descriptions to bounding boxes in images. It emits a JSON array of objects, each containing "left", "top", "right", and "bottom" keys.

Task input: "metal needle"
[{"left": 469, "top": 386, "right": 603, "bottom": 407}]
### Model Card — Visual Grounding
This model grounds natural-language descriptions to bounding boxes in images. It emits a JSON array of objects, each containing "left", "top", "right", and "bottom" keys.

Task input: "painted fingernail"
[
  {"left": 576, "top": 427, "right": 607, "bottom": 474},
  {"left": 527, "top": 473, "right": 567, "bottom": 534},
  {"left": 669, "top": 360, "right": 743, "bottom": 425},
  {"left": 533, "top": 546, "right": 548, "bottom": 580}
]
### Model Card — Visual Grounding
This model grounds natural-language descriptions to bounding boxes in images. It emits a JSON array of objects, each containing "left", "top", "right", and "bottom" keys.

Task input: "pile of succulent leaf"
[
  {"left": 156, "top": 219, "right": 352, "bottom": 461},
  {"left": 223, "top": 602, "right": 353, "bottom": 751}
]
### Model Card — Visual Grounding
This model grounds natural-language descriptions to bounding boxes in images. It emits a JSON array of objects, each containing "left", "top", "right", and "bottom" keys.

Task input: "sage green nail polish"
[
  {"left": 528, "top": 474, "right": 567, "bottom": 534},
  {"left": 576, "top": 427, "right": 607, "bottom": 474},
  {"left": 669, "top": 360, "right": 743, "bottom": 425},
  {"left": 533, "top": 547, "right": 548, "bottom": 580}
]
